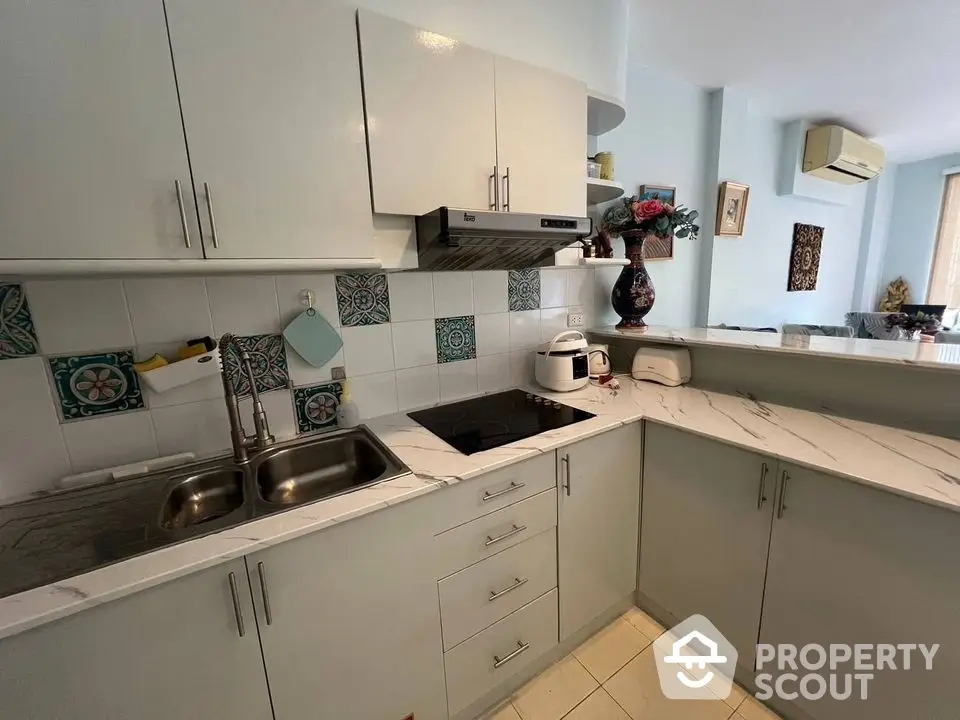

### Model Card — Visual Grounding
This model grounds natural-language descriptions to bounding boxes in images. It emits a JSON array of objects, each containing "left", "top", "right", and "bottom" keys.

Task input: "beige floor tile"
[
  {"left": 623, "top": 606, "right": 666, "bottom": 642},
  {"left": 603, "top": 647, "right": 734, "bottom": 720},
  {"left": 563, "top": 688, "right": 631, "bottom": 720},
  {"left": 485, "top": 701, "right": 523, "bottom": 720},
  {"left": 720, "top": 683, "right": 747, "bottom": 710},
  {"left": 573, "top": 618, "right": 652, "bottom": 683},
  {"left": 736, "top": 697, "right": 782, "bottom": 720},
  {"left": 513, "top": 655, "right": 598, "bottom": 720}
]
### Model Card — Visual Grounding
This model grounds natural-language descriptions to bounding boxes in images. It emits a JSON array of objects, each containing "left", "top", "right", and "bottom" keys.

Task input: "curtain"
[{"left": 929, "top": 173, "right": 960, "bottom": 307}]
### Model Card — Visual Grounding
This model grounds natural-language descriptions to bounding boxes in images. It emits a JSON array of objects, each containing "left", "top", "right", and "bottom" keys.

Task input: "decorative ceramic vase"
[{"left": 611, "top": 231, "right": 656, "bottom": 329}]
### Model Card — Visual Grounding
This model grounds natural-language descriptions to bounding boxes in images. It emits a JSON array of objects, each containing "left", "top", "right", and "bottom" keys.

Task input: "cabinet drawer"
[
  {"left": 432, "top": 453, "right": 556, "bottom": 534},
  {"left": 444, "top": 589, "right": 558, "bottom": 718},
  {"left": 439, "top": 528, "right": 557, "bottom": 651},
  {"left": 435, "top": 489, "right": 557, "bottom": 579}
]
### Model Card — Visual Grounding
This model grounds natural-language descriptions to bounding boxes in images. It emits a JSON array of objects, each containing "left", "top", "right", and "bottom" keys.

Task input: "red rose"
[{"left": 635, "top": 199, "right": 666, "bottom": 221}]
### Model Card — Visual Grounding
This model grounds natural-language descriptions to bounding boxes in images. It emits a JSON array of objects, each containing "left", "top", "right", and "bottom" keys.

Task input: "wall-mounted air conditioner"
[{"left": 803, "top": 125, "right": 885, "bottom": 185}]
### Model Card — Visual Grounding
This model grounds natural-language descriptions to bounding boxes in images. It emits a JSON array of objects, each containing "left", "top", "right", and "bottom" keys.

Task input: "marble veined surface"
[
  {"left": 1, "top": 376, "right": 958, "bottom": 640},
  {"left": 589, "top": 325, "right": 960, "bottom": 371}
]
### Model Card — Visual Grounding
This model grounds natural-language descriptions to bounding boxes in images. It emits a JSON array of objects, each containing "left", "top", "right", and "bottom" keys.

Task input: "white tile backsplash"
[
  {"left": 433, "top": 273, "right": 474, "bottom": 317},
  {"left": 509, "top": 309, "right": 542, "bottom": 350},
  {"left": 350, "top": 371, "right": 399, "bottom": 419},
  {"left": 286, "top": 343, "right": 345, "bottom": 388},
  {"left": 540, "top": 307, "right": 570, "bottom": 343},
  {"left": 473, "top": 271, "right": 509, "bottom": 315},
  {"left": 396, "top": 365, "right": 440, "bottom": 411},
  {"left": 478, "top": 353, "right": 512, "bottom": 393},
  {"left": 124, "top": 278, "right": 213, "bottom": 345},
  {"left": 341, "top": 324, "right": 395, "bottom": 377},
  {"left": 540, "top": 269, "right": 569, "bottom": 309},
  {"left": 26, "top": 280, "right": 134, "bottom": 355},
  {"left": 475, "top": 313, "right": 511, "bottom": 357},
  {"left": 439, "top": 359, "right": 479, "bottom": 402},
  {"left": 61, "top": 412, "right": 159, "bottom": 474},
  {"left": 239, "top": 390, "right": 297, "bottom": 442},
  {"left": 392, "top": 320, "right": 438, "bottom": 369},
  {"left": 567, "top": 268, "right": 596, "bottom": 310},
  {"left": 511, "top": 350, "right": 536, "bottom": 387},
  {"left": 274, "top": 274, "right": 340, "bottom": 327},
  {"left": 388, "top": 272, "right": 435, "bottom": 322},
  {"left": 207, "top": 276, "right": 281, "bottom": 336},
  {"left": 151, "top": 398, "right": 231, "bottom": 458}
]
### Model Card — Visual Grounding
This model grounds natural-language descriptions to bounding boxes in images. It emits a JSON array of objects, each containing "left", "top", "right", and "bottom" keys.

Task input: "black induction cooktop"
[{"left": 408, "top": 390, "right": 596, "bottom": 455}]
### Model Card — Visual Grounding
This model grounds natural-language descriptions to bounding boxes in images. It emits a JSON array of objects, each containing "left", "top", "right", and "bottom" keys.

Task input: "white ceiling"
[{"left": 630, "top": 0, "right": 960, "bottom": 163}]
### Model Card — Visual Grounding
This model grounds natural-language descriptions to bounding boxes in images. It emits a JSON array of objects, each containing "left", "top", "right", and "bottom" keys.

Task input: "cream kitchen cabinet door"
[
  {"left": 558, "top": 423, "right": 643, "bottom": 640},
  {"left": 0, "top": 0, "right": 201, "bottom": 259},
  {"left": 358, "top": 10, "right": 498, "bottom": 216},
  {"left": 165, "top": 0, "right": 375, "bottom": 259},
  {"left": 495, "top": 56, "right": 587, "bottom": 218},
  {"left": 247, "top": 495, "right": 447, "bottom": 720},
  {"left": 0, "top": 560, "right": 272, "bottom": 720}
]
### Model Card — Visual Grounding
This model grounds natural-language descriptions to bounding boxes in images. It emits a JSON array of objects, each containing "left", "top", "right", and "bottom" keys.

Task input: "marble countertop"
[
  {"left": 1, "top": 377, "right": 958, "bottom": 640},
  {"left": 589, "top": 325, "right": 960, "bottom": 372}
]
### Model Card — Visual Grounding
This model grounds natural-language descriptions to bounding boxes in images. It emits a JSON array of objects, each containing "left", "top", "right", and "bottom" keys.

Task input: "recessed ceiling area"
[{"left": 630, "top": 0, "right": 960, "bottom": 162}]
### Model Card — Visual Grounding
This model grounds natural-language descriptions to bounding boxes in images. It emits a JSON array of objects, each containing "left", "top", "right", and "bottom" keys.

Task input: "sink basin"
[
  {"left": 159, "top": 469, "right": 245, "bottom": 530},
  {"left": 255, "top": 435, "right": 389, "bottom": 506}
]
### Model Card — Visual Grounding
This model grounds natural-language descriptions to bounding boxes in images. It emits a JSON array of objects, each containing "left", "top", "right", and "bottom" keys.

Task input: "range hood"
[{"left": 415, "top": 207, "right": 592, "bottom": 271}]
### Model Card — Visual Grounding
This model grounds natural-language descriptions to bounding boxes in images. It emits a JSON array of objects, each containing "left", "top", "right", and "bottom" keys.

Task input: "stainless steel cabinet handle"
[
  {"left": 228, "top": 571, "right": 245, "bottom": 637},
  {"left": 257, "top": 562, "right": 273, "bottom": 626},
  {"left": 485, "top": 524, "right": 527, "bottom": 547},
  {"left": 175, "top": 180, "right": 191, "bottom": 249},
  {"left": 490, "top": 166, "right": 500, "bottom": 210},
  {"left": 777, "top": 470, "right": 790, "bottom": 519},
  {"left": 493, "top": 641, "right": 530, "bottom": 669},
  {"left": 502, "top": 167, "right": 511, "bottom": 211},
  {"left": 561, "top": 454, "right": 571, "bottom": 496},
  {"left": 204, "top": 182, "right": 220, "bottom": 249},
  {"left": 482, "top": 481, "right": 525, "bottom": 503},
  {"left": 757, "top": 462, "right": 769, "bottom": 509},
  {"left": 489, "top": 577, "right": 529, "bottom": 602}
]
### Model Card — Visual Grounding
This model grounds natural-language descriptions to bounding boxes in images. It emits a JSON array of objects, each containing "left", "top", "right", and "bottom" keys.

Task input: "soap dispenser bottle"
[{"left": 337, "top": 381, "right": 360, "bottom": 428}]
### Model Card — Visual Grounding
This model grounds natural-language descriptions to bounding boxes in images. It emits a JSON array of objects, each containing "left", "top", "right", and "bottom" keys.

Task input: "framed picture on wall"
[
  {"left": 716, "top": 181, "right": 750, "bottom": 236},
  {"left": 638, "top": 184, "right": 676, "bottom": 205}
]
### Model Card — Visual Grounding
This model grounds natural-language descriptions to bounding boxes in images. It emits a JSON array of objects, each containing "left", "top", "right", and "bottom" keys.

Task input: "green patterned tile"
[
  {"left": 293, "top": 382, "right": 343, "bottom": 434},
  {"left": 508, "top": 269, "right": 540, "bottom": 311},
  {"left": 435, "top": 316, "right": 477, "bottom": 363},
  {"left": 222, "top": 334, "right": 289, "bottom": 398},
  {"left": 336, "top": 273, "right": 391, "bottom": 326},
  {"left": 0, "top": 283, "right": 39, "bottom": 360},
  {"left": 48, "top": 350, "right": 144, "bottom": 421}
]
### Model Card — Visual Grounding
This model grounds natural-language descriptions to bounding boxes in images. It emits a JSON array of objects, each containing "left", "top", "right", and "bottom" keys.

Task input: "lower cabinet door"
[
  {"left": 759, "top": 464, "right": 960, "bottom": 720},
  {"left": 247, "top": 497, "right": 447, "bottom": 720},
  {"left": 639, "top": 423, "right": 774, "bottom": 673},
  {"left": 0, "top": 560, "right": 272, "bottom": 720}
]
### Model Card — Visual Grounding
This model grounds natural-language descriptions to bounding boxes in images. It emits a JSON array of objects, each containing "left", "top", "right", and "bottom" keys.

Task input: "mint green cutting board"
[{"left": 282, "top": 309, "right": 342, "bottom": 368}]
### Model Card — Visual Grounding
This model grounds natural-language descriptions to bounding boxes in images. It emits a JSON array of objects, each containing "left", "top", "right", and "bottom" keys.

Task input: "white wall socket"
[{"left": 566, "top": 310, "right": 585, "bottom": 327}]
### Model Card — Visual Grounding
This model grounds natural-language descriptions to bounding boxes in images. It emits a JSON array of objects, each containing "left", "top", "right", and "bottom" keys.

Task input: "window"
[{"left": 928, "top": 172, "right": 960, "bottom": 307}]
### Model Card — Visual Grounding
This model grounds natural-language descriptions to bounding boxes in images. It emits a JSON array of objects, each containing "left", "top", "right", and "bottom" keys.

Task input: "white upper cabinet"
[
  {"left": 165, "top": 0, "right": 375, "bottom": 260},
  {"left": 495, "top": 56, "right": 587, "bottom": 217},
  {"left": 358, "top": 10, "right": 498, "bottom": 216},
  {"left": 0, "top": 0, "right": 200, "bottom": 260}
]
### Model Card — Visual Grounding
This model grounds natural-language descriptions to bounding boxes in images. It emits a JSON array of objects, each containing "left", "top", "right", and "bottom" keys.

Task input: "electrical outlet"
[{"left": 567, "top": 310, "right": 585, "bottom": 327}]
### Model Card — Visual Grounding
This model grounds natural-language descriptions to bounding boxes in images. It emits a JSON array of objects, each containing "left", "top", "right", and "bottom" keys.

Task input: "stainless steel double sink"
[{"left": 0, "top": 426, "right": 411, "bottom": 599}]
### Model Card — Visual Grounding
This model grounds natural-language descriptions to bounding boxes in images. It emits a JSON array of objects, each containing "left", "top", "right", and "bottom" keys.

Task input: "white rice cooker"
[{"left": 535, "top": 331, "right": 595, "bottom": 392}]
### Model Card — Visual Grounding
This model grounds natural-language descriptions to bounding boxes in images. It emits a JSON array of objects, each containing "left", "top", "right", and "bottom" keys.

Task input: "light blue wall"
[
  {"left": 706, "top": 91, "right": 869, "bottom": 327},
  {"left": 852, "top": 166, "right": 898, "bottom": 311},
  {"left": 880, "top": 153, "right": 960, "bottom": 302}
]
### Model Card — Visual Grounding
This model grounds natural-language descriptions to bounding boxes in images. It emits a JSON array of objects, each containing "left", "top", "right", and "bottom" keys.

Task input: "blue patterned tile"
[
  {"left": 508, "top": 269, "right": 540, "bottom": 311},
  {"left": 293, "top": 382, "right": 343, "bottom": 434},
  {"left": 0, "top": 283, "right": 39, "bottom": 360},
  {"left": 435, "top": 316, "right": 477, "bottom": 363},
  {"left": 335, "top": 273, "right": 391, "bottom": 326},
  {"left": 48, "top": 350, "right": 144, "bottom": 421},
  {"left": 223, "top": 334, "right": 289, "bottom": 397}
]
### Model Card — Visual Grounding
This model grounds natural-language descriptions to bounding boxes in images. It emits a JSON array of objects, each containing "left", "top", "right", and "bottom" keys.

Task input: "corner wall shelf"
[
  {"left": 587, "top": 177, "right": 624, "bottom": 206},
  {"left": 580, "top": 257, "right": 630, "bottom": 267},
  {"left": 587, "top": 90, "right": 626, "bottom": 135}
]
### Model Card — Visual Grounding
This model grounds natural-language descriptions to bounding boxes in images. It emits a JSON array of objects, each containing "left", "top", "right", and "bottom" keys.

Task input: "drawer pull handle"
[
  {"left": 482, "top": 481, "right": 526, "bottom": 503},
  {"left": 485, "top": 524, "right": 527, "bottom": 547},
  {"left": 493, "top": 641, "right": 530, "bottom": 669},
  {"left": 489, "top": 577, "right": 529, "bottom": 602}
]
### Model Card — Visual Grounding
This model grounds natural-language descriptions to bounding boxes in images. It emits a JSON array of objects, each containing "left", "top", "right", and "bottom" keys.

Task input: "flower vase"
[{"left": 611, "top": 232, "right": 656, "bottom": 329}]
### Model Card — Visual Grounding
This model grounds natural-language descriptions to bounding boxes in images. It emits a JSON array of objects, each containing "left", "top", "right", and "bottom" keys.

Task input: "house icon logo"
[{"left": 653, "top": 614, "right": 738, "bottom": 700}]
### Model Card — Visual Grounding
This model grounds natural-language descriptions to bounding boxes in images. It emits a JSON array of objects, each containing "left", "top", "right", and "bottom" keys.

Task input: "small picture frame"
[
  {"left": 716, "top": 181, "right": 750, "bottom": 236},
  {"left": 638, "top": 184, "right": 677, "bottom": 206}
]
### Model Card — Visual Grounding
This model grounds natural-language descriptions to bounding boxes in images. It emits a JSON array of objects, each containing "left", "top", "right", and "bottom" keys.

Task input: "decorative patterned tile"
[
  {"left": 335, "top": 273, "right": 391, "bottom": 326},
  {"left": 508, "top": 269, "right": 540, "bottom": 311},
  {"left": 222, "top": 334, "right": 289, "bottom": 397},
  {"left": 293, "top": 382, "right": 343, "bottom": 434},
  {"left": 48, "top": 350, "right": 144, "bottom": 421},
  {"left": 435, "top": 316, "right": 477, "bottom": 363},
  {"left": 0, "top": 283, "right": 39, "bottom": 360}
]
